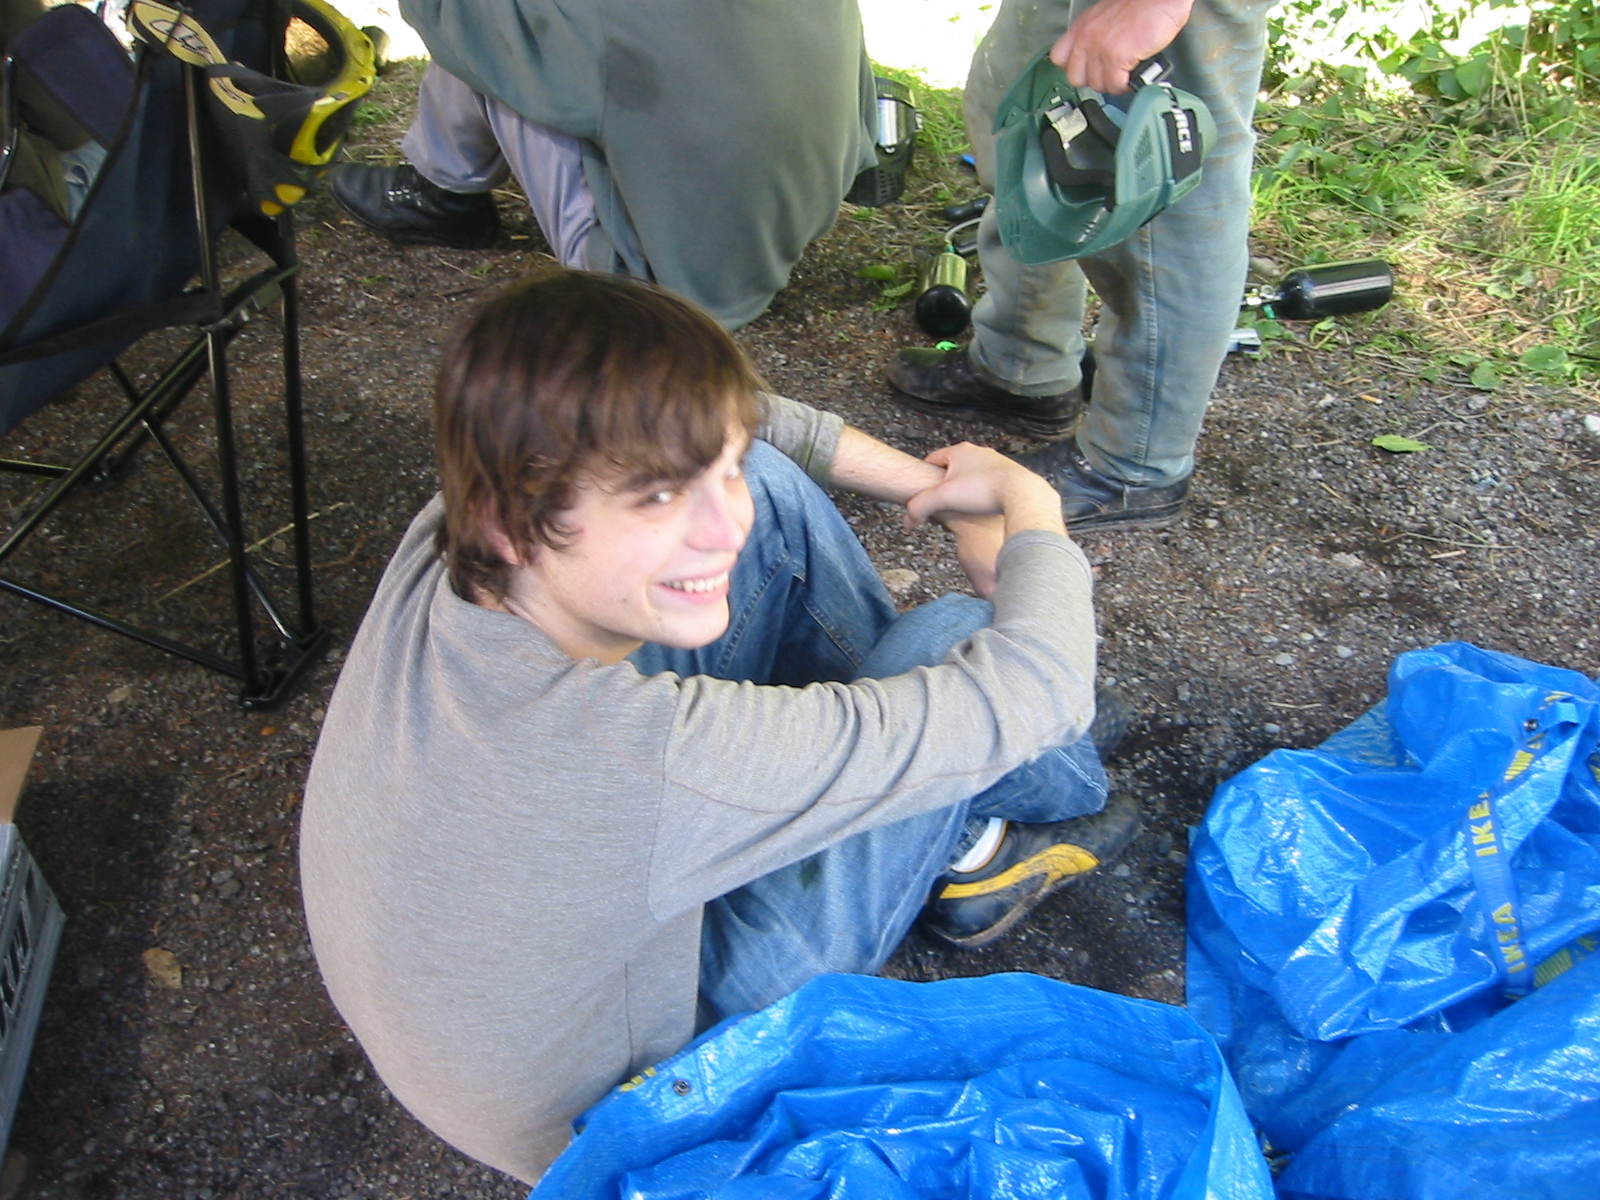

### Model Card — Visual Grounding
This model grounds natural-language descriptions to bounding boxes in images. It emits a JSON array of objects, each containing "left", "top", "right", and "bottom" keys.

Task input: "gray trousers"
[
  {"left": 402, "top": 63, "right": 599, "bottom": 269},
  {"left": 965, "top": 0, "right": 1271, "bottom": 485}
]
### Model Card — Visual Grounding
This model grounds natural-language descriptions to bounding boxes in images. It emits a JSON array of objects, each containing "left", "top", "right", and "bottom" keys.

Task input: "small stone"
[
  {"left": 1249, "top": 255, "right": 1281, "bottom": 280},
  {"left": 215, "top": 878, "right": 242, "bottom": 900},
  {"left": 107, "top": 685, "right": 133, "bottom": 705},
  {"left": 142, "top": 948, "right": 183, "bottom": 990},
  {"left": 879, "top": 568, "right": 919, "bottom": 594},
  {"left": 1264, "top": 722, "right": 1282, "bottom": 734},
  {"left": 1167, "top": 849, "right": 1188, "bottom": 866},
  {"left": 1272, "top": 653, "right": 1296, "bottom": 666},
  {"left": 210, "top": 869, "right": 234, "bottom": 886},
  {"left": 1111, "top": 863, "right": 1132, "bottom": 878},
  {"left": 1583, "top": 414, "right": 1600, "bottom": 437},
  {"left": 1075, "top": 949, "right": 1090, "bottom": 965},
  {"left": 1176, "top": 682, "right": 1192, "bottom": 702},
  {"left": 1336, "top": 645, "right": 1355, "bottom": 659},
  {"left": 1203, "top": 518, "right": 1219, "bottom": 529},
  {"left": 1331, "top": 552, "right": 1363, "bottom": 569}
]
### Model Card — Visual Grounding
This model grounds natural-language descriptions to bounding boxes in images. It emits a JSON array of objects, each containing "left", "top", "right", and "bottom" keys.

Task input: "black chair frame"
[{"left": 0, "top": 60, "right": 328, "bottom": 709}]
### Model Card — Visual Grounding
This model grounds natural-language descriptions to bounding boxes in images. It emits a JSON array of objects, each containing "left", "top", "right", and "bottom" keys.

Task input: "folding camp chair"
[{"left": 0, "top": 0, "right": 350, "bottom": 709}]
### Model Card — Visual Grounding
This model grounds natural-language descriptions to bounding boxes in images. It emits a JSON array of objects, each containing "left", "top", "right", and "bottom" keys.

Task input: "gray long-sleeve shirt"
[{"left": 299, "top": 407, "right": 1097, "bottom": 1183}]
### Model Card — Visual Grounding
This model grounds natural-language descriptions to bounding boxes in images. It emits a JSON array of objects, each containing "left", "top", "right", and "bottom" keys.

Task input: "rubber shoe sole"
[
  {"left": 892, "top": 392, "right": 1082, "bottom": 441},
  {"left": 1066, "top": 502, "right": 1187, "bottom": 533}
]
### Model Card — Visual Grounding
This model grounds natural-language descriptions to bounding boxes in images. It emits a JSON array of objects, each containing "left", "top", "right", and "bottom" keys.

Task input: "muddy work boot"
[
  {"left": 1015, "top": 438, "right": 1190, "bottom": 532},
  {"left": 329, "top": 162, "right": 500, "bottom": 250},
  {"left": 887, "top": 346, "right": 1084, "bottom": 440},
  {"left": 922, "top": 793, "right": 1142, "bottom": 949}
]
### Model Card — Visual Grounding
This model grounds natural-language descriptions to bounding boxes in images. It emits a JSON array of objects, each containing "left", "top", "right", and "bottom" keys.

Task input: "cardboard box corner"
[{"left": 0, "top": 726, "right": 44, "bottom": 826}]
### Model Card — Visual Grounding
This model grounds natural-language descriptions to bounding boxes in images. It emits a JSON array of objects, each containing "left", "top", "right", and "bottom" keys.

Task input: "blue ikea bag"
[
  {"left": 1186, "top": 641, "right": 1600, "bottom": 1197},
  {"left": 1270, "top": 948, "right": 1600, "bottom": 1199},
  {"left": 532, "top": 972, "right": 1274, "bottom": 1200}
]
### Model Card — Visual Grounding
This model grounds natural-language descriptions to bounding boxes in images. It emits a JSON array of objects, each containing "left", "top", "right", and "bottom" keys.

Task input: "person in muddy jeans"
[
  {"left": 888, "top": 0, "right": 1272, "bottom": 532},
  {"left": 298, "top": 271, "right": 1139, "bottom": 1184}
]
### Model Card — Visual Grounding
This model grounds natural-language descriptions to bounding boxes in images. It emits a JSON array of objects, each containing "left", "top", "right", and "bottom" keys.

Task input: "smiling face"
[{"left": 495, "top": 427, "right": 755, "bottom": 664}]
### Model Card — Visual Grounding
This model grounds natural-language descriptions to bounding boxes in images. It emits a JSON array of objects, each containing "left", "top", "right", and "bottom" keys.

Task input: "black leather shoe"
[
  {"left": 1016, "top": 438, "right": 1190, "bottom": 532},
  {"left": 921, "top": 793, "right": 1142, "bottom": 948},
  {"left": 887, "top": 346, "right": 1084, "bottom": 440},
  {"left": 328, "top": 163, "right": 500, "bottom": 250}
]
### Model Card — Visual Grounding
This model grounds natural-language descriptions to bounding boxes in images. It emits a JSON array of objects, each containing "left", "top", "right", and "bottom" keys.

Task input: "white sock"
[{"left": 948, "top": 817, "right": 1007, "bottom": 874}]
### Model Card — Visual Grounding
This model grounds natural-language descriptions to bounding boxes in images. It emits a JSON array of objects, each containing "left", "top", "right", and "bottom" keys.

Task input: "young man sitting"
[{"left": 299, "top": 271, "right": 1138, "bottom": 1185}]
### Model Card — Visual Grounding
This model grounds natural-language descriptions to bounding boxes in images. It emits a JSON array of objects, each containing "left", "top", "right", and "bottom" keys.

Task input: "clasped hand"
[{"left": 904, "top": 444, "right": 1067, "bottom": 600}]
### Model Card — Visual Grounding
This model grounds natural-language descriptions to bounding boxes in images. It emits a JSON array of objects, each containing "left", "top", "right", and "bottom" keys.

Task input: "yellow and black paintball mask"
[{"left": 128, "top": 0, "right": 375, "bottom": 215}]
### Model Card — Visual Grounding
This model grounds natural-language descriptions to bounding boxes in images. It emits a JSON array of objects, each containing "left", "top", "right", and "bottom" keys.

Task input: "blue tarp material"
[
  {"left": 1187, "top": 641, "right": 1600, "bottom": 1199},
  {"left": 532, "top": 972, "right": 1274, "bottom": 1200}
]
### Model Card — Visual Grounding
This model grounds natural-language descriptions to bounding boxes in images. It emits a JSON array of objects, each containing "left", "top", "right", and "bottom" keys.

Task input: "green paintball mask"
[{"left": 993, "top": 51, "right": 1216, "bottom": 264}]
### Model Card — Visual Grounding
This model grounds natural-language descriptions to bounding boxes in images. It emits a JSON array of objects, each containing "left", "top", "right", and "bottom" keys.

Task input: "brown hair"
[{"left": 433, "top": 271, "right": 764, "bottom": 601}]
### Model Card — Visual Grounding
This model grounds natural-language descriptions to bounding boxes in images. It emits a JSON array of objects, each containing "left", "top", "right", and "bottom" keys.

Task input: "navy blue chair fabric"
[
  {"left": 0, "top": 0, "right": 326, "bottom": 707},
  {"left": 0, "top": 2, "right": 261, "bottom": 430}
]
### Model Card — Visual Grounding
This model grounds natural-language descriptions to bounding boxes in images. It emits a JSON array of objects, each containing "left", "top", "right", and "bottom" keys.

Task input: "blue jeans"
[
  {"left": 963, "top": 0, "right": 1272, "bottom": 485},
  {"left": 631, "top": 442, "right": 1107, "bottom": 1023}
]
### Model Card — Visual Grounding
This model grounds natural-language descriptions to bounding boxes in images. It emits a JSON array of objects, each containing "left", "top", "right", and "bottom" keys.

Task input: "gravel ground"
[{"left": 2, "top": 60, "right": 1597, "bottom": 1200}]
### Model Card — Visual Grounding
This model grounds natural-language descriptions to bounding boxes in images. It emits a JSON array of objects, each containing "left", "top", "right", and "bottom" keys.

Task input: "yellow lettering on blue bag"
[{"left": 1503, "top": 749, "right": 1534, "bottom": 781}]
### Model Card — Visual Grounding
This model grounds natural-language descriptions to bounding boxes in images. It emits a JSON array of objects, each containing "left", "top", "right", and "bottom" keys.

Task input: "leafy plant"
[
  {"left": 1253, "top": 0, "right": 1600, "bottom": 382},
  {"left": 857, "top": 263, "right": 915, "bottom": 311}
]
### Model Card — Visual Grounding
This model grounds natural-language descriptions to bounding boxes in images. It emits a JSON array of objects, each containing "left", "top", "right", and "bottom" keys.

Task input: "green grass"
[
  {"left": 348, "top": 102, "right": 398, "bottom": 128},
  {"left": 1249, "top": 80, "right": 1600, "bottom": 387}
]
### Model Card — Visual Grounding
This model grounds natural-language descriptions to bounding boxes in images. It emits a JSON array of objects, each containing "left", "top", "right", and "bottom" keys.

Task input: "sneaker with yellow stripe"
[{"left": 921, "top": 792, "right": 1142, "bottom": 949}]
